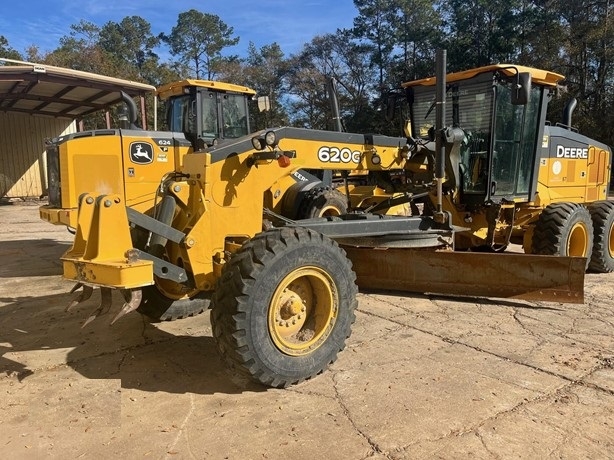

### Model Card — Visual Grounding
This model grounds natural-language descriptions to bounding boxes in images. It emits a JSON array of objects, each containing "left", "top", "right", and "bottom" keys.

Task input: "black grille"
[{"left": 46, "top": 143, "right": 61, "bottom": 207}]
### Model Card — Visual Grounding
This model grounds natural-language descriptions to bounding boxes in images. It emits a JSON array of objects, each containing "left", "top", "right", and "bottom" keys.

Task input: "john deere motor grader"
[
  {"left": 310, "top": 55, "right": 614, "bottom": 281},
  {"left": 395, "top": 56, "right": 613, "bottom": 273},
  {"left": 39, "top": 78, "right": 361, "bottom": 321},
  {"left": 55, "top": 51, "right": 588, "bottom": 387}
]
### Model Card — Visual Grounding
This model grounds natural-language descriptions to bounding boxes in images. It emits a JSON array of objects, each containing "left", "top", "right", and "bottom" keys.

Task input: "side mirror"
[
  {"left": 257, "top": 96, "right": 270, "bottom": 112},
  {"left": 511, "top": 72, "right": 531, "bottom": 105},
  {"left": 385, "top": 94, "right": 396, "bottom": 121}
]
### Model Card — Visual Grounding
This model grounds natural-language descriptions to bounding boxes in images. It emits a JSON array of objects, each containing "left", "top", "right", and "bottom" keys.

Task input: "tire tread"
[{"left": 211, "top": 227, "right": 357, "bottom": 388}]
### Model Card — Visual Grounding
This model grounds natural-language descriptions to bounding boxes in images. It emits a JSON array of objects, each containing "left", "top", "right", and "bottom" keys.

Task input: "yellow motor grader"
[
  {"left": 399, "top": 58, "right": 613, "bottom": 271},
  {"left": 48, "top": 51, "right": 603, "bottom": 387}
]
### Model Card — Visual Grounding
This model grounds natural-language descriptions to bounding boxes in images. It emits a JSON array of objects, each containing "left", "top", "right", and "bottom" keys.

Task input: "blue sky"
[{"left": 1, "top": 0, "right": 359, "bottom": 59}]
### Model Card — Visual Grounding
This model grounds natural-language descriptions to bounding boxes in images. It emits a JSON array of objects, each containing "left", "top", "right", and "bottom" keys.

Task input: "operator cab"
[
  {"left": 404, "top": 65, "right": 564, "bottom": 205},
  {"left": 157, "top": 80, "right": 256, "bottom": 150}
]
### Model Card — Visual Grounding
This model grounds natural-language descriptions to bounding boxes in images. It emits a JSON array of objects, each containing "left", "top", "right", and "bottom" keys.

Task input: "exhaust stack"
[
  {"left": 562, "top": 98, "right": 577, "bottom": 130},
  {"left": 434, "top": 49, "right": 447, "bottom": 222}
]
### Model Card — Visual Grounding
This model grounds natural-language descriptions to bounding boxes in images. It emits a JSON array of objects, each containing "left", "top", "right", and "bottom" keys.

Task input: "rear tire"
[
  {"left": 211, "top": 227, "right": 357, "bottom": 388},
  {"left": 297, "top": 186, "right": 347, "bottom": 219},
  {"left": 588, "top": 200, "right": 614, "bottom": 273},
  {"left": 532, "top": 202, "right": 593, "bottom": 269}
]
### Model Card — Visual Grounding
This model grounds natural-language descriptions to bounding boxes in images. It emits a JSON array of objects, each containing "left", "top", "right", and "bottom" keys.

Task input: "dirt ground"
[{"left": 1, "top": 202, "right": 613, "bottom": 459}]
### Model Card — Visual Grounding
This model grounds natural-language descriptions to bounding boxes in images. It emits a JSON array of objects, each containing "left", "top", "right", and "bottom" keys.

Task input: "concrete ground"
[{"left": 1, "top": 202, "right": 613, "bottom": 459}]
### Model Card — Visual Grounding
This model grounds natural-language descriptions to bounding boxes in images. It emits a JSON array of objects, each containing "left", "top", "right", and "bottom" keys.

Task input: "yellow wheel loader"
[
  {"left": 39, "top": 80, "right": 257, "bottom": 229},
  {"left": 52, "top": 51, "right": 595, "bottom": 388},
  {"left": 39, "top": 79, "right": 269, "bottom": 321}
]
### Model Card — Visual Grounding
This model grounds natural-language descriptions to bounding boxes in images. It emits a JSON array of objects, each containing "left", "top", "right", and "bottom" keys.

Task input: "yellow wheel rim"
[
  {"left": 318, "top": 205, "right": 342, "bottom": 218},
  {"left": 155, "top": 277, "right": 200, "bottom": 300},
  {"left": 268, "top": 267, "right": 338, "bottom": 356},
  {"left": 567, "top": 221, "right": 589, "bottom": 257}
]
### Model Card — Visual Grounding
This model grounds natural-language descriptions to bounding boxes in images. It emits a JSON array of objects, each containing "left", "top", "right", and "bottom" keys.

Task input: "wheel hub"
[
  {"left": 279, "top": 294, "right": 305, "bottom": 319},
  {"left": 268, "top": 267, "right": 337, "bottom": 356}
]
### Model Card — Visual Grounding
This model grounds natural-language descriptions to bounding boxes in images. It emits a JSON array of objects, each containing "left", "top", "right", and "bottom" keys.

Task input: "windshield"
[
  {"left": 168, "top": 94, "right": 195, "bottom": 134},
  {"left": 167, "top": 89, "right": 250, "bottom": 147},
  {"left": 220, "top": 93, "right": 249, "bottom": 139},
  {"left": 491, "top": 81, "right": 541, "bottom": 196},
  {"left": 201, "top": 91, "right": 219, "bottom": 140},
  {"left": 412, "top": 79, "right": 494, "bottom": 194},
  {"left": 200, "top": 90, "right": 249, "bottom": 143}
]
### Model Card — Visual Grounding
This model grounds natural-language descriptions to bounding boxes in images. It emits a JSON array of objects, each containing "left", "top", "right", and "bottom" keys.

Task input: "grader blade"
[{"left": 342, "top": 247, "right": 585, "bottom": 303}]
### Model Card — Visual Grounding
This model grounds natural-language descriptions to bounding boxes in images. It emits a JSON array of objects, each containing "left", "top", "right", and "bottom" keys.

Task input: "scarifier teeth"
[
  {"left": 81, "top": 288, "right": 113, "bottom": 328},
  {"left": 111, "top": 289, "right": 143, "bottom": 325},
  {"left": 66, "top": 284, "right": 94, "bottom": 311}
]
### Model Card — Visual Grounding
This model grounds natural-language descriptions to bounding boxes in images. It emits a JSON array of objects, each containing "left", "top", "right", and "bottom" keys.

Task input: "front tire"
[
  {"left": 532, "top": 202, "right": 593, "bottom": 269},
  {"left": 211, "top": 227, "right": 357, "bottom": 388},
  {"left": 588, "top": 200, "right": 614, "bottom": 273}
]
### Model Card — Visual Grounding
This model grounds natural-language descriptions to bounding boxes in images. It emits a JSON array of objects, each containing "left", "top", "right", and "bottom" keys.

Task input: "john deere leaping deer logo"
[{"left": 129, "top": 142, "right": 154, "bottom": 164}]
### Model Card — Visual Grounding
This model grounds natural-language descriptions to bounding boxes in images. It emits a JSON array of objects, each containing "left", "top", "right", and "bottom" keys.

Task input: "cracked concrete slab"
[{"left": 2, "top": 203, "right": 614, "bottom": 459}]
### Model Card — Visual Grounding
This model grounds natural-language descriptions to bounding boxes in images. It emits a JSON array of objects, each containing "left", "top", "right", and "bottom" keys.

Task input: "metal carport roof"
[{"left": 0, "top": 58, "right": 156, "bottom": 120}]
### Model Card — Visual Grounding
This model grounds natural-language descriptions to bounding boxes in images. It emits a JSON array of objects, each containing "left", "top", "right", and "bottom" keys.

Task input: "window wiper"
[
  {"left": 424, "top": 99, "right": 437, "bottom": 119},
  {"left": 424, "top": 85, "right": 452, "bottom": 119}
]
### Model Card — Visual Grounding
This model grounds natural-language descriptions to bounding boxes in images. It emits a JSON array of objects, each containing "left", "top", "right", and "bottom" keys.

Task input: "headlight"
[
  {"left": 251, "top": 136, "right": 265, "bottom": 150},
  {"left": 264, "top": 130, "right": 277, "bottom": 146}
]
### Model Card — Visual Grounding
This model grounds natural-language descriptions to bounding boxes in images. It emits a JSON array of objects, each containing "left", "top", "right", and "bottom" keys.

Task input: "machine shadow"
[
  {"left": 0, "top": 238, "right": 70, "bottom": 278},
  {"left": 1, "top": 235, "right": 563, "bottom": 396},
  {"left": 0, "top": 290, "right": 266, "bottom": 395}
]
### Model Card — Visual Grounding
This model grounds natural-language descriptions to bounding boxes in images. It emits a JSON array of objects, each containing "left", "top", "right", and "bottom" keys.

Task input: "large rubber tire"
[
  {"left": 297, "top": 186, "right": 348, "bottom": 219},
  {"left": 588, "top": 200, "right": 614, "bottom": 273},
  {"left": 137, "top": 284, "right": 211, "bottom": 321},
  {"left": 211, "top": 227, "right": 358, "bottom": 388},
  {"left": 532, "top": 202, "right": 593, "bottom": 269}
]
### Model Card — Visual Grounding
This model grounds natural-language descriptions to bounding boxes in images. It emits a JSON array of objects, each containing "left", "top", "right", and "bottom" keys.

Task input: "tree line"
[{"left": 1, "top": 0, "right": 614, "bottom": 147}]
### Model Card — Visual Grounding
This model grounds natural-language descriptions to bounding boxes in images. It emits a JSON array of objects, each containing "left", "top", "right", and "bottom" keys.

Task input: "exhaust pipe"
[
  {"left": 562, "top": 98, "right": 577, "bottom": 130},
  {"left": 120, "top": 91, "right": 139, "bottom": 129},
  {"left": 434, "top": 49, "right": 447, "bottom": 221},
  {"left": 327, "top": 78, "right": 343, "bottom": 133}
]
